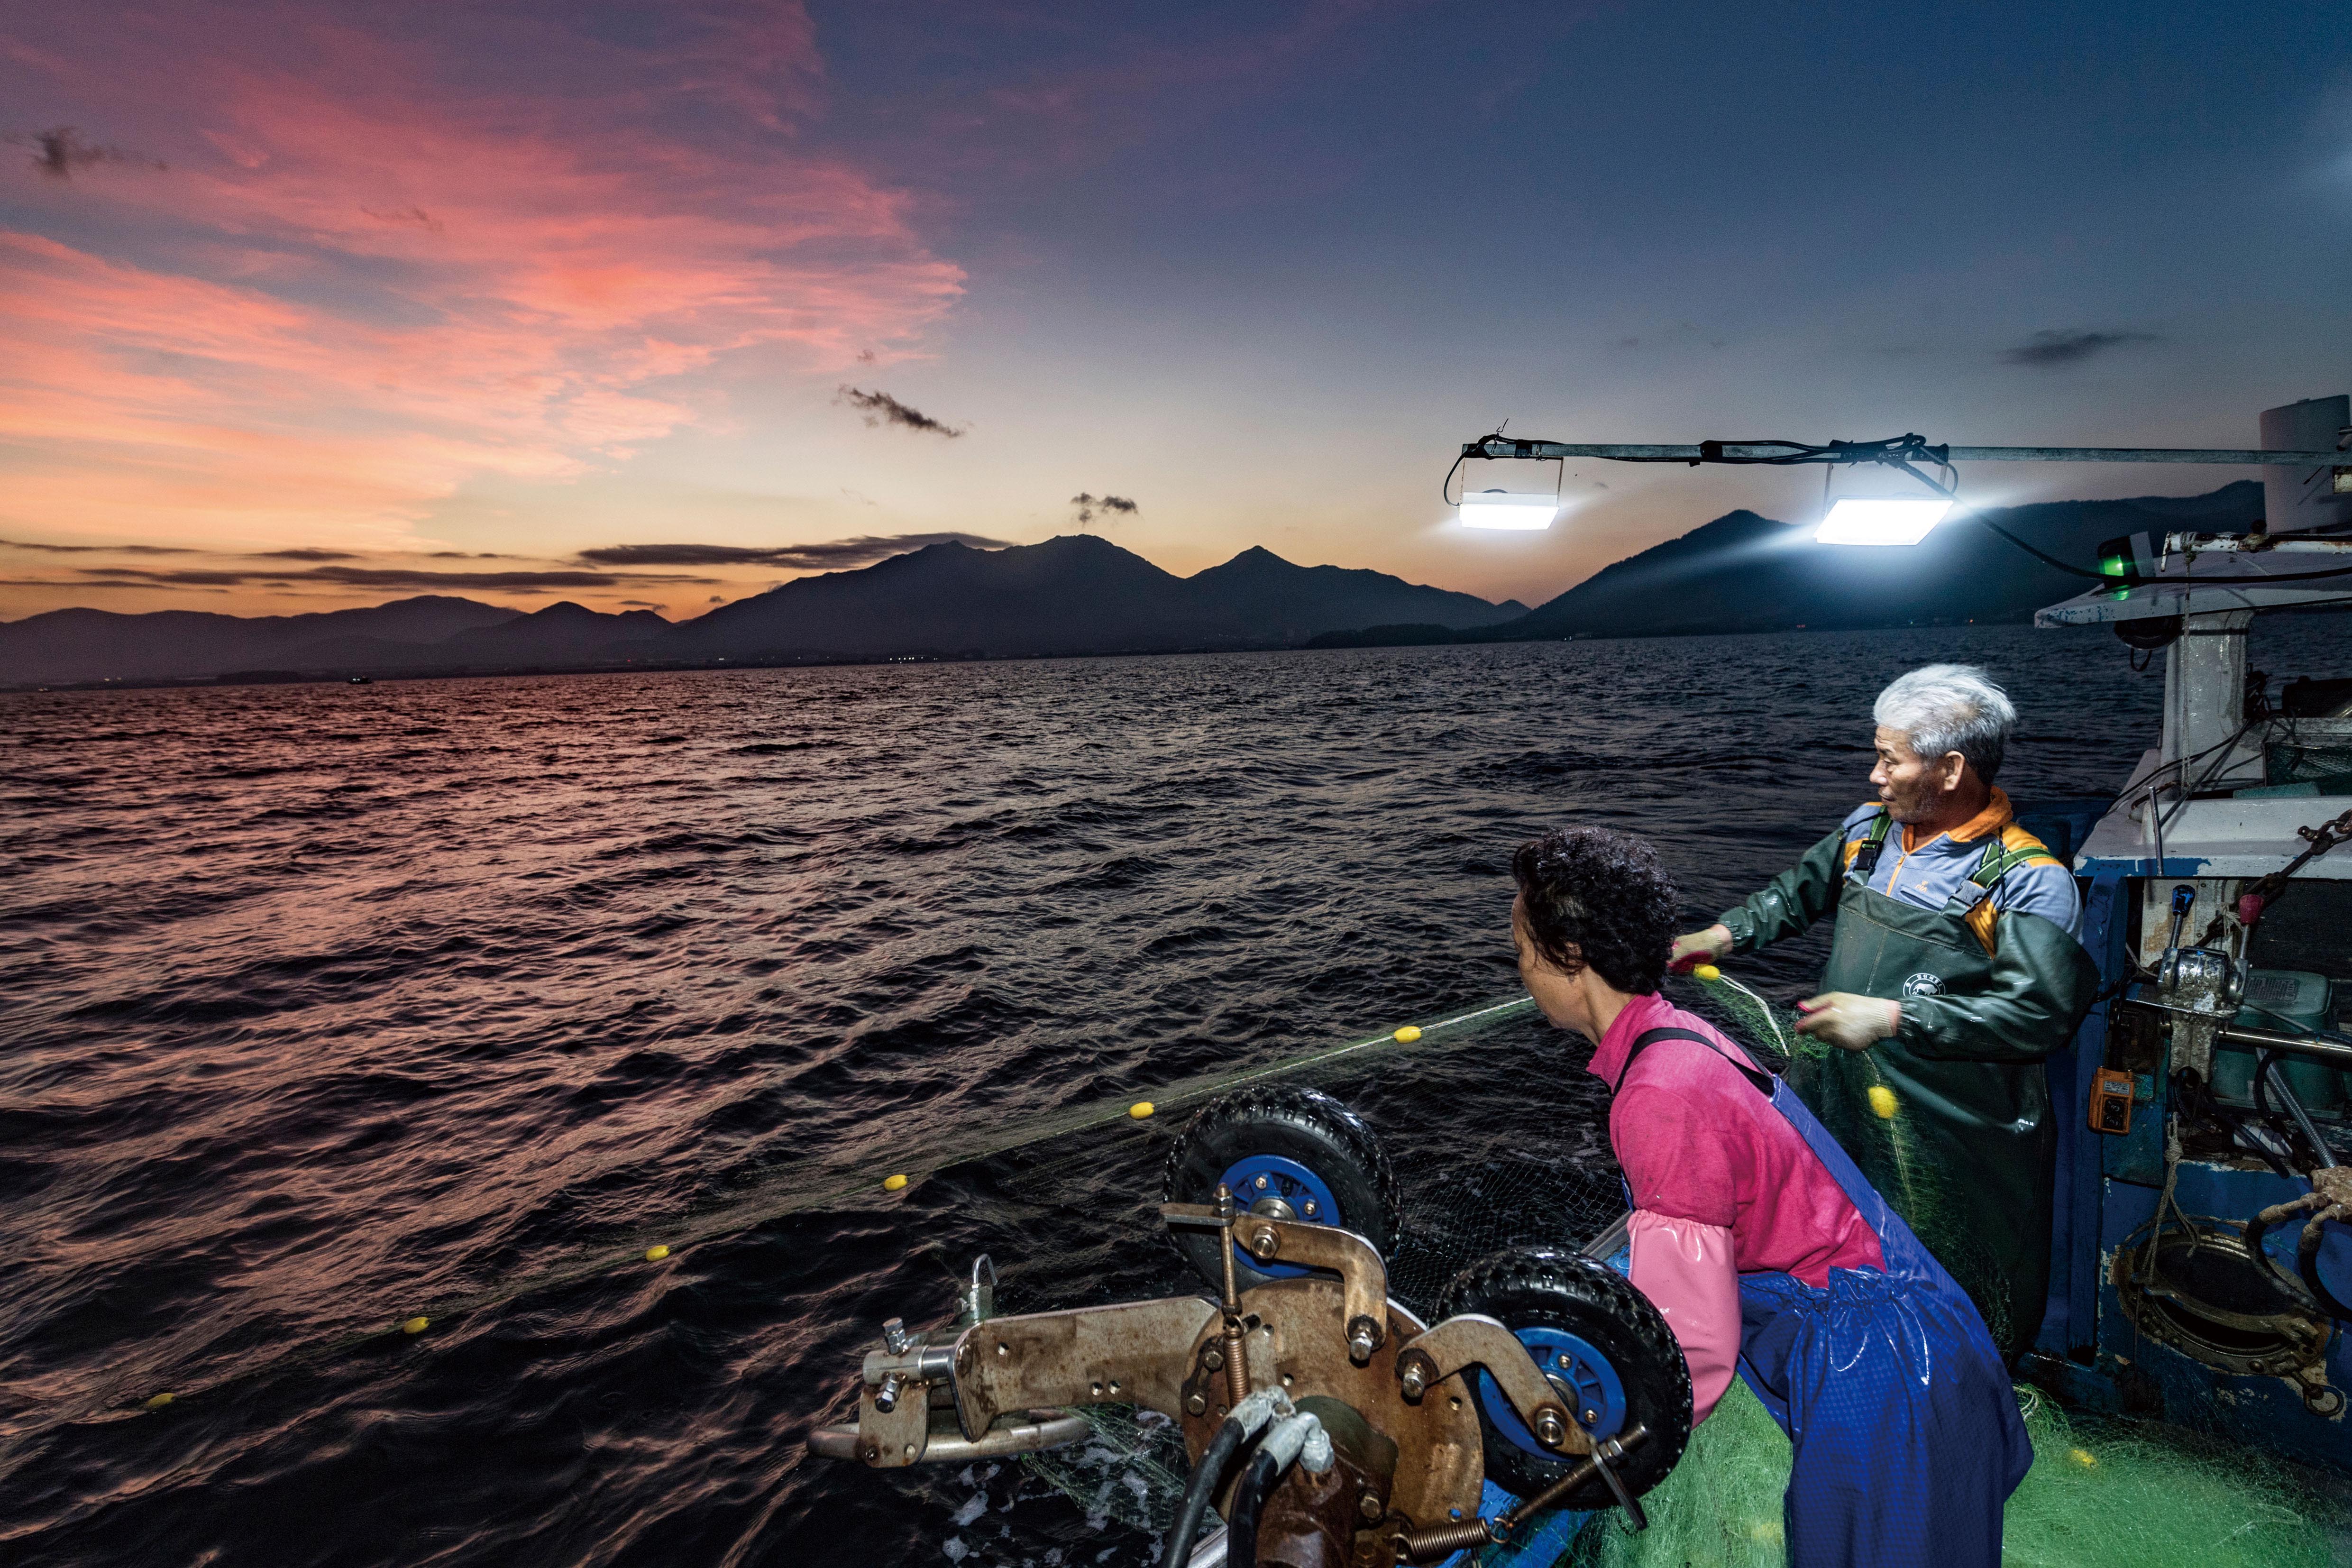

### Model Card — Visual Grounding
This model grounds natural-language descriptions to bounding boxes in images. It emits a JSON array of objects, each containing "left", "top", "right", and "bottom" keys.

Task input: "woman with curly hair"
[{"left": 1510, "top": 825, "right": 2026, "bottom": 1568}]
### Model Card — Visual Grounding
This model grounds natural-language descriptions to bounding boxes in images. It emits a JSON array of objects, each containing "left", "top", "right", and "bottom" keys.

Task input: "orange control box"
[{"left": 2088, "top": 1067, "right": 2135, "bottom": 1135}]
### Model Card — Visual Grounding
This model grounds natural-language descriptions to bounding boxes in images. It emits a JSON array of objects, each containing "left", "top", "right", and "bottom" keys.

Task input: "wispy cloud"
[
  {"left": 1070, "top": 492, "right": 1138, "bottom": 525},
  {"left": 1999, "top": 329, "right": 2160, "bottom": 368},
  {"left": 0, "top": 536, "right": 198, "bottom": 555},
  {"left": 75, "top": 565, "right": 714, "bottom": 590},
  {"left": 18, "top": 126, "right": 166, "bottom": 180},
  {"left": 833, "top": 385, "right": 966, "bottom": 437},
  {"left": 577, "top": 532, "right": 1009, "bottom": 570}
]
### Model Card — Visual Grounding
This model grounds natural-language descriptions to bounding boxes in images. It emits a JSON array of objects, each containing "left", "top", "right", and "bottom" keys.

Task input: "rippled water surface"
[{"left": 8, "top": 620, "right": 2351, "bottom": 1566}]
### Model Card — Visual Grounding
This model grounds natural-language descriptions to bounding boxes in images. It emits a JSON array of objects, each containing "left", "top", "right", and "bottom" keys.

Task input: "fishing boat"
[
  {"left": 799, "top": 398, "right": 2352, "bottom": 1566},
  {"left": 2019, "top": 502, "right": 2352, "bottom": 1456}
]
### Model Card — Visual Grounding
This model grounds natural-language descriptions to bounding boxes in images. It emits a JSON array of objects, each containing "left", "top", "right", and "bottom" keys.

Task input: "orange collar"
[{"left": 1899, "top": 787, "right": 2012, "bottom": 853}]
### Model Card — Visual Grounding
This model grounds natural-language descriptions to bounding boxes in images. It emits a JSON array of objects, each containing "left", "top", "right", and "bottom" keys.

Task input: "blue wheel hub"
[
  {"left": 1217, "top": 1155, "right": 1341, "bottom": 1281},
  {"left": 1478, "top": 1325, "right": 1628, "bottom": 1458}
]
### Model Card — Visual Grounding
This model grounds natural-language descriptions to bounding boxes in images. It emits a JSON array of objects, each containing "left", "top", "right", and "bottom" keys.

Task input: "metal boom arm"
[{"left": 1459, "top": 437, "right": 2349, "bottom": 467}]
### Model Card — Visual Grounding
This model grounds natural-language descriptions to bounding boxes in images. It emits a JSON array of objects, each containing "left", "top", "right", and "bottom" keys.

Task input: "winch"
[{"left": 808, "top": 1085, "right": 1690, "bottom": 1567}]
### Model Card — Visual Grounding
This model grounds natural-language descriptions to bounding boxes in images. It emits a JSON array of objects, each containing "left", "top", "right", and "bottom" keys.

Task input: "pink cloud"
[{"left": 0, "top": 2, "right": 962, "bottom": 550}]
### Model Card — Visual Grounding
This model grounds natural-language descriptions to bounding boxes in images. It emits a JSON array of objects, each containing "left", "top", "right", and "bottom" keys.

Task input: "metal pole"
[
  {"left": 1461, "top": 440, "right": 2349, "bottom": 467},
  {"left": 2219, "top": 1023, "right": 2352, "bottom": 1073}
]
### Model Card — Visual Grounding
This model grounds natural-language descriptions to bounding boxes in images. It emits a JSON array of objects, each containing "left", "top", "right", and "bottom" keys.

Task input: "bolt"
[
  {"left": 1358, "top": 1491, "right": 1384, "bottom": 1522},
  {"left": 1254, "top": 1174, "right": 1269, "bottom": 1190},
  {"left": 1302, "top": 1200, "right": 1318, "bottom": 1218},
  {"left": 1250, "top": 1226, "right": 1280, "bottom": 1256},
  {"left": 875, "top": 1372, "right": 905, "bottom": 1413},
  {"left": 1556, "top": 1353, "right": 1573, "bottom": 1369},
  {"left": 1397, "top": 1353, "right": 1432, "bottom": 1402},
  {"left": 1186, "top": 1394, "right": 1208, "bottom": 1416},
  {"left": 1533, "top": 1408, "right": 1568, "bottom": 1449},
  {"left": 1346, "top": 1314, "right": 1383, "bottom": 1366},
  {"left": 1583, "top": 1408, "right": 1600, "bottom": 1425},
  {"left": 881, "top": 1317, "right": 911, "bottom": 1355},
  {"left": 1202, "top": 1347, "right": 1223, "bottom": 1371}
]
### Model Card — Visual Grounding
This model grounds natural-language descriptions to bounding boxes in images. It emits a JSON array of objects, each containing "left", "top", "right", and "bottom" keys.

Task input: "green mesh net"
[
  {"left": 1557, "top": 1379, "right": 2345, "bottom": 1568},
  {"left": 1683, "top": 965, "right": 2017, "bottom": 1350}
]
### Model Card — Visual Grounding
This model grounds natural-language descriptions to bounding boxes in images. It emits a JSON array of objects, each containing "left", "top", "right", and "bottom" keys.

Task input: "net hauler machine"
[{"left": 808, "top": 1086, "right": 1693, "bottom": 1567}]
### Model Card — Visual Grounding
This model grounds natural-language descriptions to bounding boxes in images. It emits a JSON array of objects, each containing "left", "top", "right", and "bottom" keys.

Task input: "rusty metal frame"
[
  {"left": 1394, "top": 1313, "right": 1587, "bottom": 1457},
  {"left": 944, "top": 1295, "right": 1220, "bottom": 1440},
  {"left": 1162, "top": 1202, "right": 1391, "bottom": 1363},
  {"left": 1175, "top": 1277, "right": 1484, "bottom": 1535}
]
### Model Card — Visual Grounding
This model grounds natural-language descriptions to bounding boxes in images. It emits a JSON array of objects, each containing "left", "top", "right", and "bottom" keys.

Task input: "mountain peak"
[{"left": 1510, "top": 483, "right": 2262, "bottom": 639}]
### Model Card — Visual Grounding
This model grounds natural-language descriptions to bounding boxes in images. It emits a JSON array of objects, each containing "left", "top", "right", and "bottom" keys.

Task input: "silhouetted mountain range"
[
  {"left": 0, "top": 596, "right": 521, "bottom": 683},
  {"left": 0, "top": 539, "right": 1525, "bottom": 684},
  {"left": 1509, "top": 482, "right": 2263, "bottom": 639},
  {"left": 0, "top": 487, "right": 2266, "bottom": 685},
  {"left": 1309, "top": 482, "right": 2266, "bottom": 647}
]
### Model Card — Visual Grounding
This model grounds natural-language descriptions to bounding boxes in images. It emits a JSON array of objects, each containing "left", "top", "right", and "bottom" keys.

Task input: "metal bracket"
[
  {"left": 1162, "top": 1203, "right": 1391, "bottom": 1365},
  {"left": 1391, "top": 1314, "right": 1587, "bottom": 1456},
  {"left": 947, "top": 1295, "right": 1219, "bottom": 1439},
  {"left": 1589, "top": 1435, "right": 1647, "bottom": 1530},
  {"left": 852, "top": 1371, "right": 935, "bottom": 1467},
  {"left": 2156, "top": 944, "right": 2242, "bottom": 1082},
  {"left": 813, "top": 1404, "right": 1089, "bottom": 1466}
]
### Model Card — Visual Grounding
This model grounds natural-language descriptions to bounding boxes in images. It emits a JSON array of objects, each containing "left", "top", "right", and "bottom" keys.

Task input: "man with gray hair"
[{"left": 1672, "top": 662, "right": 2098, "bottom": 1358}]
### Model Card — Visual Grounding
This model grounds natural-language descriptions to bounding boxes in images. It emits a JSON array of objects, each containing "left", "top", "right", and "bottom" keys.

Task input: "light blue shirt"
[{"left": 1836, "top": 797, "right": 2083, "bottom": 939}]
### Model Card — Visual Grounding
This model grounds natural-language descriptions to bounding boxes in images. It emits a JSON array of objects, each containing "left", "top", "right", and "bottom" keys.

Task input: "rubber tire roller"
[
  {"left": 1437, "top": 1245, "right": 1693, "bottom": 1505},
  {"left": 1161, "top": 1084, "right": 1403, "bottom": 1293}
]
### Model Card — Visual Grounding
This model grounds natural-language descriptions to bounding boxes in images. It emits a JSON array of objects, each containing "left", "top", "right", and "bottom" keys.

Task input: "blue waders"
[
  {"left": 1629, "top": 1026, "right": 2031, "bottom": 1567},
  {"left": 1462, "top": 1025, "right": 2028, "bottom": 1568}
]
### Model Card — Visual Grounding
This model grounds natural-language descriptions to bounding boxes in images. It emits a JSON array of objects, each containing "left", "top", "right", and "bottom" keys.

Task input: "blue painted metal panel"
[
  {"left": 2093, "top": 1169, "right": 2352, "bottom": 1470},
  {"left": 2043, "top": 868, "right": 2137, "bottom": 1359},
  {"left": 2011, "top": 801, "right": 2125, "bottom": 1364}
]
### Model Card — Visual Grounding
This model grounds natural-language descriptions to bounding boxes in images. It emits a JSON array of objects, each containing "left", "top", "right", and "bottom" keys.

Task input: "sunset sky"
[{"left": 2, "top": 1, "right": 2346, "bottom": 622}]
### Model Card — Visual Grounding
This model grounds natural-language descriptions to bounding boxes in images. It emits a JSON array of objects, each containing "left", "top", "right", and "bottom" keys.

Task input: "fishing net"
[
  {"left": 1556, "top": 1379, "right": 2346, "bottom": 1568},
  {"left": 101, "top": 995, "right": 1555, "bottom": 1417},
  {"left": 1683, "top": 964, "right": 2018, "bottom": 1351},
  {"left": 1018, "top": 1407, "right": 1193, "bottom": 1535},
  {"left": 1012, "top": 967, "right": 1940, "bottom": 1543},
  {"left": 983, "top": 970, "right": 2350, "bottom": 1564},
  {"left": 1007, "top": 994, "right": 1629, "bottom": 1535}
]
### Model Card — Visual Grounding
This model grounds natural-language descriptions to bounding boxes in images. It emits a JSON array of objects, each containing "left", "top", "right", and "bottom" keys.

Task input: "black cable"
[
  {"left": 1970, "top": 514, "right": 2114, "bottom": 579},
  {"left": 2176, "top": 1073, "right": 2297, "bottom": 1180},
  {"left": 1158, "top": 1415, "right": 1248, "bottom": 1568},
  {"left": 1440, "top": 448, "right": 1469, "bottom": 506},
  {"left": 2248, "top": 1051, "right": 2318, "bottom": 1171},
  {"left": 1222, "top": 1445, "right": 1285, "bottom": 1568}
]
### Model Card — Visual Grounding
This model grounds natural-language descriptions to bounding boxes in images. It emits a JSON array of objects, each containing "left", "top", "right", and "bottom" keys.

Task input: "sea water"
[{"left": 7, "top": 618, "right": 2350, "bottom": 1566}]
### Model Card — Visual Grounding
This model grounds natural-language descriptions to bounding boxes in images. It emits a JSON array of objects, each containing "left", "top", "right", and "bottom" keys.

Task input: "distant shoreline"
[{"left": 0, "top": 615, "right": 2083, "bottom": 697}]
